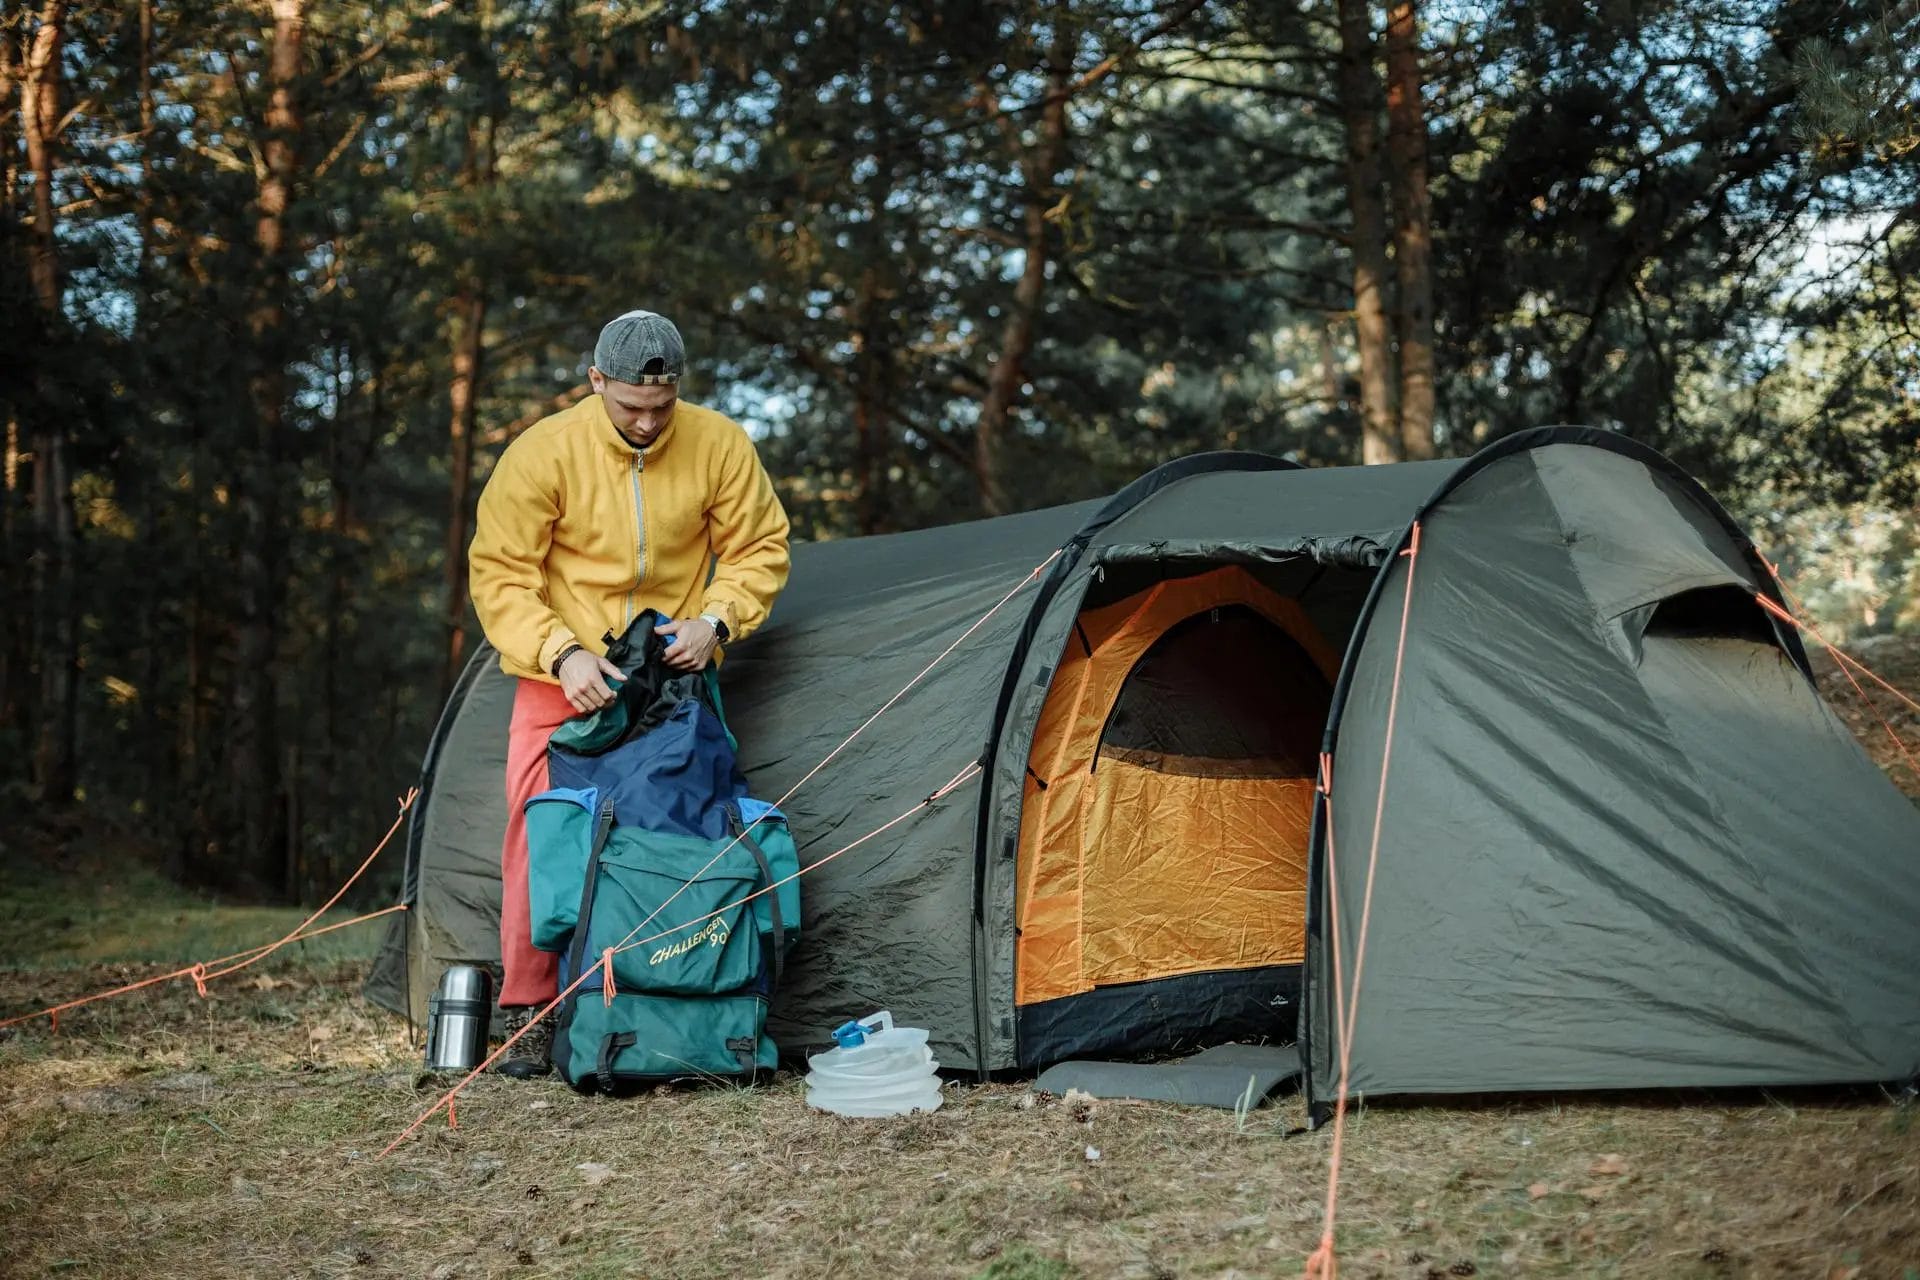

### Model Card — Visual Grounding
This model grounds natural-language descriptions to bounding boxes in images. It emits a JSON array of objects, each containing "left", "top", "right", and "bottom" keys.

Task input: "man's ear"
[{"left": 587, "top": 366, "right": 605, "bottom": 393}]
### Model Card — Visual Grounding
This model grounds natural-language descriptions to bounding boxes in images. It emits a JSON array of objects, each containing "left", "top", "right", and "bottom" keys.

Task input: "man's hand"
[
  {"left": 655, "top": 617, "right": 719, "bottom": 672},
  {"left": 558, "top": 648, "right": 626, "bottom": 715}
]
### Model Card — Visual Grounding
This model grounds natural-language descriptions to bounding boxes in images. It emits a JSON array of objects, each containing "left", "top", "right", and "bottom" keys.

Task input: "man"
[{"left": 469, "top": 309, "right": 790, "bottom": 1077}]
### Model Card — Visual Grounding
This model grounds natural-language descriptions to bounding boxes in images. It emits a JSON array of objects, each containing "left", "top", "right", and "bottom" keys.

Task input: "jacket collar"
[{"left": 586, "top": 391, "right": 679, "bottom": 460}]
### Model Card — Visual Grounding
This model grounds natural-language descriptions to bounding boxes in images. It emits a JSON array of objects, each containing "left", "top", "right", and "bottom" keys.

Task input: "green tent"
[{"left": 367, "top": 427, "right": 1920, "bottom": 1109}]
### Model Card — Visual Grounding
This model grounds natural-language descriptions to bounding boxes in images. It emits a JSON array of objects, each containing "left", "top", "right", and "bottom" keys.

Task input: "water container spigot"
[{"left": 831, "top": 1019, "right": 868, "bottom": 1048}]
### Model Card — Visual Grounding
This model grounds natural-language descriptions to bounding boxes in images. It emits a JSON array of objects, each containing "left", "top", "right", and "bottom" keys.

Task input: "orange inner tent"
[{"left": 1015, "top": 566, "right": 1339, "bottom": 1007}]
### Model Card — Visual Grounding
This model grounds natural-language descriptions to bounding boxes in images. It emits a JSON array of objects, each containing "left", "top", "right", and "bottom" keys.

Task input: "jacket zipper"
[{"left": 625, "top": 451, "right": 645, "bottom": 626}]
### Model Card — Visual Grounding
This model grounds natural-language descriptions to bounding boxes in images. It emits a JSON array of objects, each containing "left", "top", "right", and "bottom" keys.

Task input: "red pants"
[{"left": 499, "top": 677, "right": 577, "bottom": 1006}]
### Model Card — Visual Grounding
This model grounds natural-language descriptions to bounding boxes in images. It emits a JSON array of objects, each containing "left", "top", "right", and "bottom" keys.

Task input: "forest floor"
[
  {"left": 1809, "top": 634, "right": 1920, "bottom": 802},
  {"left": 2, "top": 638, "right": 1917, "bottom": 1280}
]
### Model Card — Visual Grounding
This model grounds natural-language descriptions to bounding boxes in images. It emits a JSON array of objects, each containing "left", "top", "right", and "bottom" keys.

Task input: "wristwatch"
[{"left": 699, "top": 612, "right": 730, "bottom": 644}]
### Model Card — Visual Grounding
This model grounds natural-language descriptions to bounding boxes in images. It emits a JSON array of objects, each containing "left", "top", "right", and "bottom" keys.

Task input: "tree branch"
[
  {"left": 1071, "top": 0, "right": 1212, "bottom": 96},
  {"left": 478, "top": 384, "right": 590, "bottom": 447},
  {"left": 320, "top": 0, "right": 451, "bottom": 89},
  {"left": 1133, "top": 67, "right": 1341, "bottom": 111},
  {"left": 312, "top": 112, "right": 367, "bottom": 179}
]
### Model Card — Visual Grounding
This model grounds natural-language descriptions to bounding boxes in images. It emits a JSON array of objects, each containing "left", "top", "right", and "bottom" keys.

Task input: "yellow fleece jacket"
[{"left": 470, "top": 394, "right": 790, "bottom": 681}]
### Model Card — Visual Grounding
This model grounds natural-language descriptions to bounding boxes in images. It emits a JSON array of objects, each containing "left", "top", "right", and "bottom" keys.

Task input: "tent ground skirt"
[{"left": 1017, "top": 965, "right": 1301, "bottom": 1068}]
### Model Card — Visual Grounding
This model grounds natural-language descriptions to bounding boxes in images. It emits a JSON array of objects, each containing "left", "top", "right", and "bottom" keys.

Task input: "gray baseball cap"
[{"left": 593, "top": 310, "right": 684, "bottom": 386}]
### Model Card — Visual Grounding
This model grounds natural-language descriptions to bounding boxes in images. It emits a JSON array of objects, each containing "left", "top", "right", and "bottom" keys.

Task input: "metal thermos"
[{"left": 425, "top": 965, "right": 494, "bottom": 1072}]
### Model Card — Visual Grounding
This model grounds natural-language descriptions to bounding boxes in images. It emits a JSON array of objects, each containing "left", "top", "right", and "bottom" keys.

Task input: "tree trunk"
[
  {"left": 1385, "top": 0, "right": 1436, "bottom": 461},
  {"left": 850, "top": 69, "right": 884, "bottom": 535},
  {"left": 0, "top": 33, "right": 26, "bottom": 754},
  {"left": 443, "top": 102, "right": 494, "bottom": 693},
  {"left": 138, "top": 0, "right": 155, "bottom": 221},
  {"left": 850, "top": 61, "right": 897, "bottom": 536},
  {"left": 322, "top": 344, "right": 352, "bottom": 895},
  {"left": 851, "top": 266, "right": 889, "bottom": 535},
  {"left": 134, "top": 0, "right": 168, "bottom": 822},
  {"left": 444, "top": 283, "right": 486, "bottom": 690},
  {"left": 974, "top": 42, "right": 1073, "bottom": 516},
  {"left": 1, "top": 420, "right": 28, "bottom": 752},
  {"left": 0, "top": 19, "right": 14, "bottom": 197},
  {"left": 1317, "top": 319, "right": 1342, "bottom": 412},
  {"left": 178, "top": 400, "right": 207, "bottom": 881},
  {"left": 2, "top": 416, "right": 28, "bottom": 746},
  {"left": 22, "top": 0, "right": 77, "bottom": 805},
  {"left": 283, "top": 740, "right": 302, "bottom": 899},
  {"left": 28, "top": 408, "right": 76, "bottom": 804},
  {"left": 323, "top": 332, "right": 377, "bottom": 890},
  {"left": 1335, "top": 0, "right": 1399, "bottom": 466},
  {"left": 234, "top": 0, "right": 305, "bottom": 895},
  {"left": 21, "top": 1, "right": 63, "bottom": 314},
  {"left": 851, "top": 381, "right": 881, "bottom": 535}
]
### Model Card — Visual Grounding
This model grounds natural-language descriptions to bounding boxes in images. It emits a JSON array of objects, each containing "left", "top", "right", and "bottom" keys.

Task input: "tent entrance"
[{"left": 1013, "top": 565, "right": 1340, "bottom": 1064}]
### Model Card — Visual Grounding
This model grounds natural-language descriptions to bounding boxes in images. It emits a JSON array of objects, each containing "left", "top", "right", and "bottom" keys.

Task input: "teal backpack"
[{"left": 523, "top": 614, "right": 800, "bottom": 1092}]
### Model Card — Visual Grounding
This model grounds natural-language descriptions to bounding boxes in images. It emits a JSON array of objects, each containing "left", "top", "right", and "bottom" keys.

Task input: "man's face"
[{"left": 590, "top": 368, "right": 678, "bottom": 447}]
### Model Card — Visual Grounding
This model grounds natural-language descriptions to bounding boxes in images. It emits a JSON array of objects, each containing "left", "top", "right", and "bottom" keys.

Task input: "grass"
[
  {"left": 2, "top": 640, "right": 1917, "bottom": 1278},
  {"left": 5, "top": 959, "right": 1916, "bottom": 1278},
  {"left": 0, "top": 829, "right": 381, "bottom": 974}
]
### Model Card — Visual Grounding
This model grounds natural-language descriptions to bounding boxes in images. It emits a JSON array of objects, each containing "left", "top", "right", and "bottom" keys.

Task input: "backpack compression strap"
[{"left": 731, "top": 815, "right": 786, "bottom": 985}]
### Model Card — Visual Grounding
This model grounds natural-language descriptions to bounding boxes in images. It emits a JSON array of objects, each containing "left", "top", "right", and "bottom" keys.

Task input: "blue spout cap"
[{"left": 831, "top": 1020, "right": 868, "bottom": 1048}]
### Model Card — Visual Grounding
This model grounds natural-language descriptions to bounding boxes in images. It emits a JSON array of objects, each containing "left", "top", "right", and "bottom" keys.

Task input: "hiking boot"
[{"left": 495, "top": 1005, "right": 552, "bottom": 1079}]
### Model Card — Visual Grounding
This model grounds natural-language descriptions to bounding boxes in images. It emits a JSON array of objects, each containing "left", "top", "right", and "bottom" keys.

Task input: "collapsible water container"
[{"left": 804, "top": 1010, "right": 943, "bottom": 1117}]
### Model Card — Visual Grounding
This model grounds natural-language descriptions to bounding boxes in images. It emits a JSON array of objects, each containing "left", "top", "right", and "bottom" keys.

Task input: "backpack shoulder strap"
[{"left": 563, "top": 798, "right": 619, "bottom": 987}]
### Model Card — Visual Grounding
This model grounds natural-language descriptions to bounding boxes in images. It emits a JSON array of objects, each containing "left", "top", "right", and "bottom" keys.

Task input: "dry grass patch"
[
  {"left": 3, "top": 975, "right": 1916, "bottom": 1279},
  {"left": 3, "top": 638, "right": 1917, "bottom": 1278}
]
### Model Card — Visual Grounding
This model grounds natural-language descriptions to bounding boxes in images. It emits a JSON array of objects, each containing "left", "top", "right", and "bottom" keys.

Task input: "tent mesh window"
[
  {"left": 1643, "top": 584, "right": 1780, "bottom": 647},
  {"left": 1098, "top": 605, "right": 1329, "bottom": 779}
]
